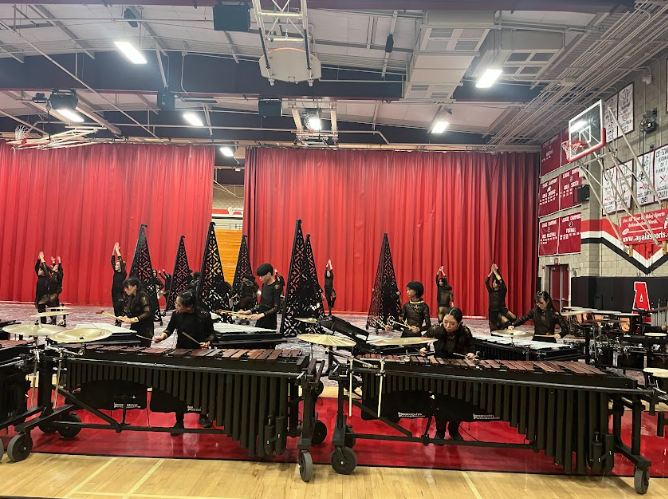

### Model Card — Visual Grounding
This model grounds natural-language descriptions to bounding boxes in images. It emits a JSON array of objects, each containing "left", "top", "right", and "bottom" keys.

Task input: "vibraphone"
[
  {"left": 212, "top": 323, "right": 284, "bottom": 349},
  {"left": 13, "top": 346, "right": 325, "bottom": 482},
  {"left": 475, "top": 336, "right": 582, "bottom": 361},
  {"left": 328, "top": 354, "right": 653, "bottom": 494}
]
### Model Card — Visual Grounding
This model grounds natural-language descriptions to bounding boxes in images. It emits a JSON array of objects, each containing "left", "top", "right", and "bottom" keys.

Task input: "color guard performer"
[
  {"left": 237, "top": 263, "right": 282, "bottom": 330},
  {"left": 111, "top": 243, "right": 127, "bottom": 326},
  {"left": 47, "top": 256, "right": 64, "bottom": 325},
  {"left": 385, "top": 281, "right": 431, "bottom": 337},
  {"left": 421, "top": 307, "right": 475, "bottom": 442},
  {"left": 509, "top": 291, "right": 568, "bottom": 340},
  {"left": 486, "top": 263, "right": 516, "bottom": 331},
  {"left": 34, "top": 252, "right": 50, "bottom": 324},
  {"left": 324, "top": 260, "right": 336, "bottom": 316},
  {"left": 155, "top": 290, "right": 215, "bottom": 433},
  {"left": 119, "top": 277, "right": 154, "bottom": 347},
  {"left": 435, "top": 266, "right": 453, "bottom": 322}
]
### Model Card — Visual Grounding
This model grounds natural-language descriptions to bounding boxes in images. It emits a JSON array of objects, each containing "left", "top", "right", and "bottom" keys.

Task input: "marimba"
[
  {"left": 12, "top": 346, "right": 325, "bottom": 482},
  {"left": 475, "top": 336, "right": 581, "bottom": 361},
  {"left": 328, "top": 355, "right": 653, "bottom": 494}
]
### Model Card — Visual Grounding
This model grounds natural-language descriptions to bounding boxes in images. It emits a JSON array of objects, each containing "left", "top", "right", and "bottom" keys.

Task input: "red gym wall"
[
  {"left": 0, "top": 143, "right": 214, "bottom": 306},
  {"left": 244, "top": 147, "right": 539, "bottom": 318}
]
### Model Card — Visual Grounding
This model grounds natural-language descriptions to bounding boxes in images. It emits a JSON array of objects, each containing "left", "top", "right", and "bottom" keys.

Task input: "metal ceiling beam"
[
  {"left": 32, "top": 5, "right": 95, "bottom": 59},
  {"left": 0, "top": 1, "right": 636, "bottom": 13},
  {"left": 0, "top": 44, "right": 24, "bottom": 63},
  {"left": 75, "top": 94, "right": 123, "bottom": 135},
  {"left": 127, "top": 6, "right": 167, "bottom": 56}
]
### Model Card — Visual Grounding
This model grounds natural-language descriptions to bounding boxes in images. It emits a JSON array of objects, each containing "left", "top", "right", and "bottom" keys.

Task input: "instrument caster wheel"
[
  {"left": 298, "top": 450, "right": 314, "bottom": 482},
  {"left": 345, "top": 429, "right": 356, "bottom": 448},
  {"left": 7, "top": 434, "right": 33, "bottom": 462},
  {"left": 315, "top": 381, "right": 325, "bottom": 397},
  {"left": 0, "top": 438, "right": 4, "bottom": 462},
  {"left": 331, "top": 446, "right": 357, "bottom": 475},
  {"left": 58, "top": 414, "right": 82, "bottom": 439},
  {"left": 39, "top": 422, "right": 57, "bottom": 434},
  {"left": 312, "top": 420, "right": 328, "bottom": 445},
  {"left": 634, "top": 467, "right": 649, "bottom": 494}
]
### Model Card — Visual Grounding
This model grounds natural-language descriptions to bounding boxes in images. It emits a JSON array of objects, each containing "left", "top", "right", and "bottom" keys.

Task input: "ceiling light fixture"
[
  {"left": 220, "top": 146, "right": 235, "bottom": 157},
  {"left": 431, "top": 120, "right": 449, "bottom": 134},
  {"left": 307, "top": 115, "right": 322, "bottom": 132},
  {"left": 114, "top": 41, "right": 147, "bottom": 64},
  {"left": 476, "top": 68, "right": 503, "bottom": 89},
  {"left": 56, "top": 108, "right": 85, "bottom": 123},
  {"left": 183, "top": 112, "right": 204, "bottom": 127},
  {"left": 234, "top": 167, "right": 241, "bottom": 172},
  {"left": 49, "top": 91, "right": 84, "bottom": 123}
]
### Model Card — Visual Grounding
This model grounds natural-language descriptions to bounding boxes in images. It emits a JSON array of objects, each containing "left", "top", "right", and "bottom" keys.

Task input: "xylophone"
[
  {"left": 328, "top": 354, "right": 653, "bottom": 494},
  {"left": 475, "top": 336, "right": 582, "bottom": 361},
  {"left": 12, "top": 346, "right": 325, "bottom": 482}
]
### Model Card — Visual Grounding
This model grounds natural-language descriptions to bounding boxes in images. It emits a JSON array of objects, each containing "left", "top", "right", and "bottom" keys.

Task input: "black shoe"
[
  {"left": 198, "top": 415, "right": 212, "bottom": 429},
  {"left": 170, "top": 421, "right": 184, "bottom": 436},
  {"left": 434, "top": 431, "right": 446, "bottom": 446},
  {"left": 450, "top": 432, "right": 464, "bottom": 442}
]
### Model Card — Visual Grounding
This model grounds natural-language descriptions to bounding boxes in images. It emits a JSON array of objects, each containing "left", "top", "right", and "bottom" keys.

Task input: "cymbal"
[
  {"left": 297, "top": 334, "right": 355, "bottom": 347},
  {"left": 47, "top": 306, "right": 72, "bottom": 311},
  {"left": 643, "top": 367, "right": 668, "bottom": 374},
  {"left": 32, "top": 310, "right": 72, "bottom": 318},
  {"left": 561, "top": 310, "right": 591, "bottom": 317},
  {"left": 50, "top": 328, "right": 112, "bottom": 344},
  {"left": 653, "top": 370, "right": 668, "bottom": 378},
  {"left": 296, "top": 317, "right": 319, "bottom": 324},
  {"left": 4, "top": 324, "right": 66, "bottom": 336},
  {"left": 647, "top": 306, "right": 668, "bottom": 313},
  {"left": 645, "top": 332, "right": 667, "bottom": 338},
  {"left": 591, "top": 310, "right": 623, "bottom": 316},
  {"left": 583, "top": 319, "right": 622, "bottom": 324},
  {"left": 372, "top": 337, "right": 437, "bottom": 346},
  {"left": 491, "top": 329, "right": 532, "bottom": 338}
]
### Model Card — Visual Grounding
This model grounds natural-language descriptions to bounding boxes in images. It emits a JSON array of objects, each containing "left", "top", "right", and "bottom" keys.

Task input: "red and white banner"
[
  {"left": 620, "top": 208, "right": 668, "bottom": 245},
  {"left": 539, "top": 218, "right": 560, "bottom": 256},
  {"left": 540, "top": 133, "right": 561, "bottom": 176},
  {"left": 560, "top": 167, "right": 581, "bottom": 210},
  {"left": 538, "top": 176, "right": 560, "bottom": 216},
  {"left": 558, "top": 212, "right": 581, "bottom": 254}
]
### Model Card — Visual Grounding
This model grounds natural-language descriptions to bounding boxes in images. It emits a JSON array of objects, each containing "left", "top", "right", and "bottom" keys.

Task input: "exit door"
[{"left": 548, "top": 265, "right": 570, "bottom": 311}]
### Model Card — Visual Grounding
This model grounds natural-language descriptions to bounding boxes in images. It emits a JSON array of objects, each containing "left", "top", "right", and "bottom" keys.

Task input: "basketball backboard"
[{"left": 565, "top": 100, "right": 606, "bottom": 162}]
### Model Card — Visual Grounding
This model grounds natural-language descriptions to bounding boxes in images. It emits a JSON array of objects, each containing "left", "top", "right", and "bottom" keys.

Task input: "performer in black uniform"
[
  {"left": 421, "top": 307, "right": 475, "bottom": 442},
  {"left": 385, "top": 281, "right": 431, "bottom": 337},
  {"left": 238, "top": 263, "right": 282, "bottom": 330},
  {"left": 155, "top": 290, "right": 215, "bottom": 433},
  {"left": 435, "top": 266, "right": 453, "bottom": 322},
  {"left": 111, "top": 243, "right": 127, "bottom": 326},
  {"left": 510, "top": 291, "right": 568, "bottom": 340},
  {"left": 119, "top": 277, "right": 154, "bottom": 347},
  {"left": 235, "top": 274, "right": 258, "bottom": 311},
  {"left": 34, "top": 252, "right": 50, "bottom": 324},
  {"left": 46, "top": 256, "right": 64, "bottom": 325},
  {"left": 485, "top": 264, "right": 516, "bottom": 331},
  {"left": 324, "top": 260, "right": 336, "bottom": 316}
]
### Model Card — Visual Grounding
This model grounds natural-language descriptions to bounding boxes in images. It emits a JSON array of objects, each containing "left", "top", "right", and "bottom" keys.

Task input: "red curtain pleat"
[
  {"left": 244, "top": 148, "right": 539, "bottom": 318},
  {"left": 0, "top": 143, "right": 214, "bottom": 306}
]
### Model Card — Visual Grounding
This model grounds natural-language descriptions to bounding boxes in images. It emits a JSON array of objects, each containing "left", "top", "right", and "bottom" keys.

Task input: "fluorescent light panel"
[
  {"left": 183, "top": 112, "right": 204, "bottom": 127},
  {"left": 308, "top": 116, "right": 322, "bottom": 131},
  {"left": 476, "top": 68, "right": 503, "bottom": 89},
  {"left": 220, "top": 146, "right": 235, "bottom": 157},
  {"left": 431, "top": 120, "right": 449, "bottom": 134},
  {"left": 114, "top": 41, "right": 147, "bottom": 64},
  {"left": 55, "top": 108, "right": 84, "bottom": 123}
]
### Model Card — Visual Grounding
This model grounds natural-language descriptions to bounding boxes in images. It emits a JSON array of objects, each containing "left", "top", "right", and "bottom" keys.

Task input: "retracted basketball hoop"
[{"left": 561, "top": 140, "right": 588, "bottom": 162}]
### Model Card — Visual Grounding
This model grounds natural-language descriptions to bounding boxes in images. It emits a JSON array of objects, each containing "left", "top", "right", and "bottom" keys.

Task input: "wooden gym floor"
[{"left": 1, "top": 452, "right": 667, "bottom": 499}]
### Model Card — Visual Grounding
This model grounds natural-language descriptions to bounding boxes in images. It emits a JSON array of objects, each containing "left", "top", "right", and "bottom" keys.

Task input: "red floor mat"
[{"left": 3, "top": 397, "right": 667, "bottom": 477}]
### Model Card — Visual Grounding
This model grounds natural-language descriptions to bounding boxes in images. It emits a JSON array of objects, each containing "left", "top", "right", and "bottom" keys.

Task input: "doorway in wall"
[{"left": 548, "top": 264, "right": 570, "bottom": 311}]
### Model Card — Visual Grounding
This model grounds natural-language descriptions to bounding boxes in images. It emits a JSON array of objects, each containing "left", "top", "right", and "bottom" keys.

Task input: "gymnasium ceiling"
[{"left": 0, "top": 0, "right": 665, "bottom": 157}]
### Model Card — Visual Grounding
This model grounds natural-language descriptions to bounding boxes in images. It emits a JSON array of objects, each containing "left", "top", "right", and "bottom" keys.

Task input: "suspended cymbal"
[
  {"left": 653, "top": 369, "right": 668, "bottom": 378},
  {"left": 372, "top": 337, "right": 437, "bottom": 346},
  {"left": 561, "top": 310, "right": 591, "bottom": 317},
  {"left": 644, "top": 367, "right": 668, "bottom": 374},
  {"left": 50, "top": 328, "right": 112, "bottom": 344},
  {"left": 583, "top": 319, "right": 622, "bottom": 324},
  {"left": 4, "top": 324, "right": 66, "bottom": 336},
  {"left": 47, "top": 306, "right": 73, "bottom": 311},
  {"left": 645, "top": 332, "right": 667, "bottom": 338},
  {"left": 297, "top": 334, "right": 355, "bottom": 347},
  {"left": 32, "top": 310, "right": 72, "bottom": 318},
  {"left": 295, "top": 317, "right": 319, "bottom": 324},
  {"left": 491, "top": 329, "right": 532, "bottom": 338},
  {"left": 647, "top": 306, "right": 668, "bottom": 313}
]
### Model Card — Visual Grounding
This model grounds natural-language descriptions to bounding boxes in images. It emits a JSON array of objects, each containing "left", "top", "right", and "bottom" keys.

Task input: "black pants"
[
  {"left": 436, "top": 419, "right": 460, "bottom": 436},
  {"left": 36, "top": 304, "right": 47, "bottom": 324},
  {"left": 489, "top": 308, "right": 516, "bottom": 331},
  {"left": 437, "top": 305, "right": 453, "bottom": 322},
  {"left": 325, "top": 288, "right": 336, "bottom": 314},
  {"left": 112, "top": 296, "right": 124, "bottom": 326},
  {"left": 132, "top": 322, "right": 154, "bottom": 347}
]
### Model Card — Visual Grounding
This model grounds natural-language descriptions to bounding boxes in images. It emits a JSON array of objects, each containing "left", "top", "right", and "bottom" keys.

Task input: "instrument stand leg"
[
  {"left": 584, "top": 326, "right": 591, "bottom": 364},
  {"left": 421, "top": 415, "right": 434, "bottom": 445},
  {"left": 658, "top": 413, "right": 666, "bottom": 438}
]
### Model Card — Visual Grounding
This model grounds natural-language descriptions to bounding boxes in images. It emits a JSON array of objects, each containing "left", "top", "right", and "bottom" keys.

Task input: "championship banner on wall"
[
  {"left": 540, "top": 133, "right": 561, "bottom": 176},
  {"left": 538, "top": 176, "right": 560, "bottom": 216},
  {"left": 620, "top": 208, "right": 668, "bottom": 245},
  {"left": 539, "top": 218, "right": 560, "bottom": 256},
  {"left": 559, "top": 212, "right": 581, "bottom": 254},
  {"left": 560, "top": 167, "right": 581, "bottom": 210}
]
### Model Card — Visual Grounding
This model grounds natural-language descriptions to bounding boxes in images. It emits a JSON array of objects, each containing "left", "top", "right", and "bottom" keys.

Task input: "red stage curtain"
[
  {"left": 0, "top": 143, "right": 214, "bottom": 306},
  {"left": 244, "top": 148, "right": 538, "bottom": 318}
]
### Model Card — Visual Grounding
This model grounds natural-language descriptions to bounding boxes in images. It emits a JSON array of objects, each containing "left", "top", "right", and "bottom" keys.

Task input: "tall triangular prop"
[
  {"left": 198, "top": 222, "right": 229, "bottom": 312},
  {"left": 366, "top": 233, "right": 401, "bottom": 329},
  {"left": 166, "top": 236, "right": 191, "bottom": 311},
  {"left": 232, "top": 235, "right": 253, "bottom": 295},
  {"left": 280, "top": 221, "right": 324, "bottom": 337},
  {"left": 129, "top": 224, "right": 161, "bottom": 321}
]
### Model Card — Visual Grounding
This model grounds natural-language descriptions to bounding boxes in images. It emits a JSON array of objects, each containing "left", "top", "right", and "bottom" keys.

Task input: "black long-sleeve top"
[
  {"left": 435, "top": 274, "right": 453, "bottom": 307},
  {"left": 124, "top": 289, "right": 153, "bottom": 325},
  {"left": 424, "top": 323, "right": 475, "bottom": 358},
  {"left": 512, "top": 306, "right": 568, "bottom": 336},
  {"left": 398, "top": 300, "right": 431, "bottom": 337},
  {"left": 486, "top": 274, "right": 508, "bottom": 312},
  {"left": 252, "top": 280, "right": 282, "bottom": 316},
  {"left": 48, "top": 263, "right": 63, "bottom": 296},
  {"left": 324, "top": 269, "right": 334, "bottom": 292},
  {"left": 163, "top": 309, "right": 215, "bottom": 349},
  {"left": 240, "top": 278, "right": 258, "bottom": 298},
  {"left": 111, "top": 256, "right": 127, "bottom": 300},
  {"left": 34, "top": 259, "right": 50, "bottom": 305}
]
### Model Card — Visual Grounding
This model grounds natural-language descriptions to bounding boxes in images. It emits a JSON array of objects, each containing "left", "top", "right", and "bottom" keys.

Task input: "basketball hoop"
[
  {"left": 14, "top": 125, "right": 29, "bottom": 144},
  {"left": 561, "top": 140, "right": 588, "bottom": 162}
]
